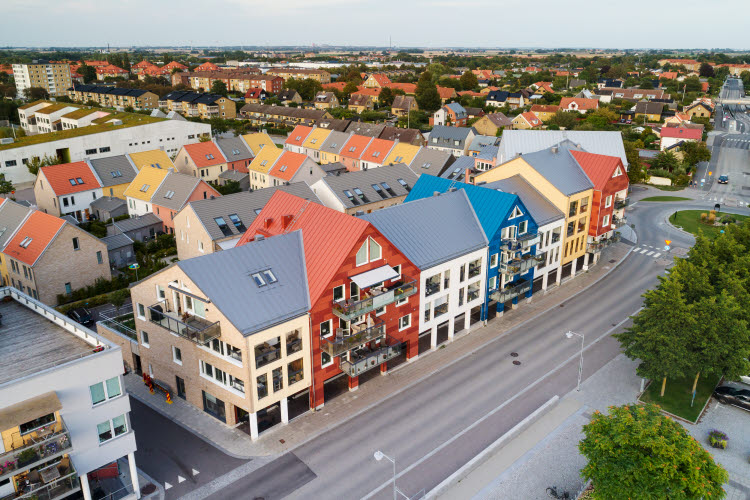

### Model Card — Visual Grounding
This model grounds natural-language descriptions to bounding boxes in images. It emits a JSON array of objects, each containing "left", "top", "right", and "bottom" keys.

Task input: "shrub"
[
  {"left": 701, "top": 213, "right": 708, "bottom": 221},
  {"left": 708, "top": 430, "right": 728, "bottom": 449},
  {"left": 708, "top": 213, "right": 716, "bottom": 224}
]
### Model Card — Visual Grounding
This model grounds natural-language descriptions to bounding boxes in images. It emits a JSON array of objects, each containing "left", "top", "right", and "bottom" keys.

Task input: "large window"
[
  {"left": 272, "top": 367, "right": 283, "bottom": 392},
  {"left": 288, "top": 359, "right": 304, "bottom": 385},
  {"left": 90, "top": 376, "right": 122, "bottom": 405},
  {"left": 257, "top": 374, "right": 268, "bottom": 399},
  {"left": 320, "top": 319, "right": 332, "bottom": 338},
  {"left": 202, "top": 391, "right": 226, "bottom": 423},
  {"left": 399, "top": 314, "right": 411, "bottom": 330},
  {"left": 97, "top": 414, "right": 128, "bottom": 443},
  {"left": 286, "top": 330, "right": 302, "bottom": 354},
  {"left": 369, "top": 238, "right": 382, "bottom": 261},
  {"left": 425, "top": 274, "right": 441, "bottom": 297},
  {"left": 254, "top": 337, "right": 281, "bottom": 368},
  {"left": 468, "top": 259, "right": 482, "bottom": 279}
]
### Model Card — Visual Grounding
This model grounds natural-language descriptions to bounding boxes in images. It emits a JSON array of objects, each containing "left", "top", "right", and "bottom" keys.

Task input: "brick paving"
[{"left": 125, "top": 243, "right": 633, "bottom": 459}]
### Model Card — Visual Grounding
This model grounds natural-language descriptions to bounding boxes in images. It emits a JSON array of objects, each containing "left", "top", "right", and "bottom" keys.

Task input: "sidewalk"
[{"left": 125, "top": 243, "right": 633, "bottom": 459}]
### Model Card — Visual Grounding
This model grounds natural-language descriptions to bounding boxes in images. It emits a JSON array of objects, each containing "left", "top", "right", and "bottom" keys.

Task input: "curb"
[{"left": 425, "top": 396, "right": 560, "bottom": 499}]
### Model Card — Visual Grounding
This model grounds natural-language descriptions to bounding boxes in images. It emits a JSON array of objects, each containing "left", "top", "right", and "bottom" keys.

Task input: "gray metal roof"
[
  {"left": 498, "top": 130, "right": 628, "bottom": 167},
  {"left": 318, "top": 163, "right": 418, "bottom": 210},
  {"left": 469, "top": 135, "right": 499, "bottom": 151},
  {"left": 218, "top": 169, "right": 248, "bottom": 181},
  {"left": 101, "top": 233, "right": 133, "bottom": 251},
  {"left": 320, "top": 162, "right": 348, "bottom": 175},
  {"left": 361, "top": 189, "right": 487, "bottom": 270},
  {"left": 344, "top": 122, "right": 385, "bottom": 138},
  {"left": 0, "top": 200, "right": 31, "bottom": 250},
  {"left": 152, "top": 171, "right": 202, "bottom": 212},
  {"left": 90, "top": 196, "right": 126, "bottom": 212},
  {"left": 482, "top": 175, "right": 565, "bottom": 226},
  {"left": 475, "top": 145, "right": 500, "bottom": 161},
  {"left": 515, "top": 143, "right": 595, "bottom": 196},
  {"left": 188, "top": 182, "right": 320, "bottom": 242},
  {"left": 440, "top": 155, "right": 474, "bottom": 181},
  {"left": 427, "top": 125, "right": 475, "bottom": 150},
  {"left": 113, "top": 213, "right": 163, "bottom": 232},
  {"left": 214, "top": 136, "right": 254, "bottom": 162},
  {"left": 88, "top": 155, "right": 138, "bottom": 188},
  {"left": 319, "top": 131, "right": 351, "bottom": 154},
  {"left": 61, "top": 215, "right": 79, "bottom": 226},
  {"left": 408, "top": 148, "right": 455, "bottom": 177},
  {"left": 177, "top": 230, "right": 310, "bottom": 336}
]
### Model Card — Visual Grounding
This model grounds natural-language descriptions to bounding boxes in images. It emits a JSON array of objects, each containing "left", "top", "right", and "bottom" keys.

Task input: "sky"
[{"left": 3, "top": 0, "right": 750, "bottom": 50}]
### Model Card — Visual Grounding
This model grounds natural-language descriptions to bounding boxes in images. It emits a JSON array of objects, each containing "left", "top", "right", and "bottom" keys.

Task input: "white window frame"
[
  {"left": 140, "top": 330, "right": 150, "bottom": 348},
  {"left": 173, "top": 346, "right": 183, "bottom": 365},
  {"left": 604, "top": 195, "right": 612, "bottom": 208},
  {"left": 602, "top": 215, "right": 610, "bottom": 227},
  {"left": 399, "top": 314, "right": 411, "bottom": 331},
  {"left": 489, "top": 253, "right": 498, "bottom": 268},
  {"left": 97, "top": 414, "right": 128, "bottom": 444},
  {"left": 89, "top": 376, "right": 122, "bottom": 406},
  {"left": 137, "top": 303, "right": 146, "bottom": 320}
]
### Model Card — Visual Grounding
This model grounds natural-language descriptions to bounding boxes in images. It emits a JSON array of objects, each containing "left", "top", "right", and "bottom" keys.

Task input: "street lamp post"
[
  {"left": 374, "top": 450, "right": 398, "bottom": 500},
  {"left": 565, "top": 331, "right": 584, "bottom": 392}
]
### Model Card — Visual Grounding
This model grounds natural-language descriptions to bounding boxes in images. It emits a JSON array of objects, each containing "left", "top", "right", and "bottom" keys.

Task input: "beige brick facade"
[{"left": 174, "top": 205, "right": 219, "bottom": 261}]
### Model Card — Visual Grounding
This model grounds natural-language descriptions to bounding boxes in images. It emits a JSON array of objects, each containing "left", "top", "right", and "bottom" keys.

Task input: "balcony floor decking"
[{"left": 0, "top": 301, "right": 94, "bottom": 385}]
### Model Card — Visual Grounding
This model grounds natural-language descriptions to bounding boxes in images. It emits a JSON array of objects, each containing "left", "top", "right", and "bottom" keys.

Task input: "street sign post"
[{"left": 129, "top": 263, "right": 140, "bottom": 281}]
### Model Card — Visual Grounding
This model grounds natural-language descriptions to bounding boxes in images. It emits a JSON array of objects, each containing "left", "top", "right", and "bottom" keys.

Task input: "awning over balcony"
[
  {"left": 350, "top": 265, "right": 398, "bottom": 289},
  {"left": 0, "top": 392, "right": 61, "bottom": 430}
]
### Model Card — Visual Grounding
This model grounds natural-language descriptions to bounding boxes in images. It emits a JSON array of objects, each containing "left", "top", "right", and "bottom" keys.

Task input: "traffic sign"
[
  {"left": 128, "top": 263, "right": 140, "bottom": 269},
  {"left": 665, "top": 245, "right": 671, "bottom": 251},
  {"left": 708, "top": 171, "right": 713, "bottom": 176},
  {"left": 665, "top": 239, "right": 671, "bottom": 245}
]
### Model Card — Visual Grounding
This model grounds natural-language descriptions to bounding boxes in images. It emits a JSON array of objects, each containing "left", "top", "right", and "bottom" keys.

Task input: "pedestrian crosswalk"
[{"left": 632, "top": 244, "right": 663, "bottom": 260}]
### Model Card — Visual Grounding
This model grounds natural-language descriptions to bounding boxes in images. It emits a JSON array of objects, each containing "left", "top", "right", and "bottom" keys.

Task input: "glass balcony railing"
[
  {"left": 614, "top": 197, "right": 629, "bottom": 210},
  {"left": 4, "top": 469, "right": 79, "bottom": 500},
  {"left": 518, "top": 233, "right": 540, "bottom": 249},
  {"left": 339, "top": 342, "right": 402, "bottom": 377},
  {"left": 612, "top": 214, "right": 624, "bottom": 227},
  {"left": 332, "top": 279, "right": 417, "bottom": 321},
  {"left": 320, "top": 321, "right": 386, "bottom": 357},
  {"left": 587, "top": 233, "right": 621, "bottom": 253},
  {"left": 0, "top": 419, "right": 72, "bottom": 481},
  {"left": 499, "top": 254, "right": 542, "bottom": 276},
  {"left": 491, "top": 280, "right": 532, "bottom": 303},
  {"left": 148, "top": 299, "right": 220, "bottom": 346}
]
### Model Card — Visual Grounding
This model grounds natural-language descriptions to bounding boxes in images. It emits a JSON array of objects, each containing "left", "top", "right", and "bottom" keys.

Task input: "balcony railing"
[
  {"left": 339, "top": 342, "right": 402, "bottom": 377},
  {"left": 499, "top": 254, "right": 541, "bottom": 276},
  {"left": 518, "top": 233, "right": 540, "bottom": 248},
  {"left": 5, "top": 470, "right": 79, "bottom": 500},
  {"left": 490, "top": 280, "right": 532, "bottom": 303},
  {"left": 332, "top": 279, "right": 417, "bottom": 321},
  {"left": 0, "top": 420, "right": 72, "bottom": 480},
  {"left": 612, "top": 214, "right": 624, "bottom": 227},
  {"left": 614, "top": 197, "right": 629, "bottom": 210},
  {"left": 148, "top": 300, "right": 220, "bottom": 346},
  {"left": 503, "top": 238, "right": 522, "bottom": 252},
  {"left": 320, "top": 321, "right": 386, "bottom": 357},
  {"left": 587, "top": 233, "right": 621, "bottom": 253}
]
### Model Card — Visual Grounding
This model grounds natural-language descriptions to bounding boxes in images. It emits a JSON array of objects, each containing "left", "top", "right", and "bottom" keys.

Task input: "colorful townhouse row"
[{"left": 96, "top": 138, "right": 629, "bottom": 441}]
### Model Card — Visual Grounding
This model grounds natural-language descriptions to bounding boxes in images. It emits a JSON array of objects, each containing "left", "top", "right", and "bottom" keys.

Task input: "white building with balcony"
[
  {"left": 361, "top": 189, "right": 488, "bottom": 352},
  {"left": 0, "top": 287, "right": 140, "bottom": 500}
]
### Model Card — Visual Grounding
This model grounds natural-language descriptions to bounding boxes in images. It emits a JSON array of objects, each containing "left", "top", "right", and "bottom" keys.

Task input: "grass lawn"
[
  {"left": 641, "top": 196, "right": 692, "bottom": 202},
  {"left": 652, "top": 185, "right": 687, "bottom": 191},
  {"left": 641, "top": 373, "right": 722, "bottom": 422},
  {"left": 671, "top": 210, "right": 748, "bottom": 239}
]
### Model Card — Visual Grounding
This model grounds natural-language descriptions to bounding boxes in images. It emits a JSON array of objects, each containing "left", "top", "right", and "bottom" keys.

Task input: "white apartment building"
[
  {"left": 12, "top": 61, "right": 73, "bottom": 98},
  {"left": 0, "top": 287, "right": 140, "bottom": 500}
]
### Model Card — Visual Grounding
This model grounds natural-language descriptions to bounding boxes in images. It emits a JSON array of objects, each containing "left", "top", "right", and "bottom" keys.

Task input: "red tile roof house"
[
  {"left": 559, "top": 97, "right": 599, "bottom": 114},
  {"left": 659, "top": 126, "right": 703, "bottom": 150},
  {"left": 150, "top": 170, "right": 221, "bottom": 234},
  {"left": 339, "top": 134, "right": 375, "bottom": 172},
  {"left": 33, "top": 161, "right": 103, "bottom": 221},
  {"left": 284, "top": 125, "right": 313, "bottom": 154},
  {"left": 237, "top": 191, "right": 420, "bottom": 409},
  {"left": 267, "top": 150, "right": 327, "bottom": 187},
  {"left": 174, "top": 142, "right": 229, "bottom": 183},
  {"left": 570, "top": 150, "right": 630, "bottom": 265},
  {"left": 359, "top": 138, "right": 397, "bottom": 170}
]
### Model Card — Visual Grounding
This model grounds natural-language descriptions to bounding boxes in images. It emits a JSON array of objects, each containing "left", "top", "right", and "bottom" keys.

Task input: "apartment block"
[
  {"left": 160, "top": 91, "right": 236, "bottom": 119},
  {"left": 67, "top": 85, "right": 159, "bottom": 110},
  {"left": 12, "top": 60, "right": 73, "bottom": 98},
  {"left": 265, "top": 68, "right": 331, "bottom": 84}
]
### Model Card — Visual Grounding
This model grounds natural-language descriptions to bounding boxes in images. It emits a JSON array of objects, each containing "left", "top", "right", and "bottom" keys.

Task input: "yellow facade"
[
  {"left": 511, "top": 116, "right": 533, "bottom": 130},
  {"left": 319, "top": 149, "right": 341, "bottom": 165},
  {"left": 383, "top": 143, "right": 421, "bottom": 166},
  {"left": 474, "top": 157, "right": 593, "bottom": 265},
  {"left": 248, "top": 147, "right": 282, "bottom": 190},
  {"left": 242, "top": 132, "right": 276, "bottom": 156},
  {"left": 127, "top": 150, "right": 175, "bottom": 171},
  {"left": 103, "top": 182, "right": 132, "bottom": 200},
  {"left": 686, "top": 104, "right": 711, "bottom": 119},
  {"left": 124, "top": 166, "right": 170, "bottom": 201}
]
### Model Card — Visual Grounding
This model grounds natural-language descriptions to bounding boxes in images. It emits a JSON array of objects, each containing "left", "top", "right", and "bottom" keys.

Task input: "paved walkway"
[{"left": 125, "top": 243, "right": 633, "bottom": 459}]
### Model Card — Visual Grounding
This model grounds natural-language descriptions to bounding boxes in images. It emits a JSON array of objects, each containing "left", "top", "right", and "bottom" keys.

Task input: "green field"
[
  {"left": 671, "top": 210, "right": 748, "bottom": 239},
  {"left": 640, "top": 373, "right": 721, "bottom": 422},
  {"left": 652, "top": 185, "right": 687, "bottom": 192},
  {"left": 641, "top": 196, "right": 692, "bottom": 202}
]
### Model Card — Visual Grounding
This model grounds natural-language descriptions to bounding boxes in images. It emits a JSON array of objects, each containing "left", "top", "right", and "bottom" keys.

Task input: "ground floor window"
[{"left": 202, "top": 390, "right": 226, "bottom": 423}]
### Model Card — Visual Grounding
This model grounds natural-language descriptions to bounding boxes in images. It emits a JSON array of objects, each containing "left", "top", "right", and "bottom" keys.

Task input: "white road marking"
[
  {"left": 192, "top": 469, "right": 200, "bottom": 476},
  {"left": 645, "top": 251, "right": 655, "bottom": 256},
  {"left": 165, "top": 483, "right": 172, "bottom": 490},
  {"left": 652, "top": 253, "right": 661, "bottom": 258},
  {"left": 178, "top": 475, "right": 186, "bottom": 484}
]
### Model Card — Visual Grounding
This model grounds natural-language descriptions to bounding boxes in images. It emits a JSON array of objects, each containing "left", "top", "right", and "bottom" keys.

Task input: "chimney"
[
  {"left": 255, "top": 234, "right": 265, "bottom": 241},
  {"left": 264, "top": 217, "right": 274, "bottom": 229},
  {"left": 433, "top": 191, "right": 441, "bottom": 197},
  {"left": 282, "top": 214, "right": 294, "bottom": 228},
  {"left": 551, "top": 146, "right": 559, "bottom": 154},
  {"left": 448, "top": 187, "right": 457, "bottom": 192}
]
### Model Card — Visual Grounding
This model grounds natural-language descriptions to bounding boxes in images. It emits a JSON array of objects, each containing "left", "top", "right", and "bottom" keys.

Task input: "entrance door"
[
  {"left": 235, "top": 406, "right": 249, "bottom": 424},
  {"left": 133, "top": 354, "right": 142, "bottom": 375},
  {"left": 176, "top": 376, "right": 186, "bottom": 400}
]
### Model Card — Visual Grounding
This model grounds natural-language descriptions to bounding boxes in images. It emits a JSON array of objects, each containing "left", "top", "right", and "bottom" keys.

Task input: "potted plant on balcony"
[{"left": 17, "top": 448, "right": 39, "bottom": 467}]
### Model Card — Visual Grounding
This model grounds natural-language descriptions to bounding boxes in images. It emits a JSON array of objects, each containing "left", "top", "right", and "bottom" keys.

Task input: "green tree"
[
  {"left": 0, "top": 179, "right": 14, "bottom": 195},
  {"left": 110, "top": 289, "right": 130, "bottom": 316},
  {"left": 460, "top": 71, "right": 479, "bottom": 91},
  {"left": 549, "top": 109, "right": 577, "bottom": 129},
  {"left": 623, "top": 140, "right": 649, "bottom": 183},
  {"left": 210, "top": 81, "right": 228, "bottom": 97},
  {"left": 378, "top": 87, "right": 397, "bottom": 108},
  {"left": 26, "top": 154, "right": 60, "bottom": 177},
  {"left": 415, "top": 71, "right": 441, "bottom": 112},
  {"left": 342, "top": 81, "right": 359, "bottom": 98},
  {"left": 680, "top": 141, "right": 711, "bottom": 168},
  {"left": 284, "top": 78, "right": 323, "bottom": 101},
  {"left": 699, "top": 62, "right": 714, "bottom": 78},
  {"left": 579, "top": 404, "right": 728, "bottom": 500},
  {"left": 78, "top": 63, "right": 97, "bottom": 84},
  {"left": 650, "top": 150, "right": 681, "bottom": 172},
  {"left": 683, "top": 76, "right": 702, "bottom": 93},
  {"left": 24, "top": 87, "right": 49, "bottom": 100},
  {"left": 639, "top": 77, "right": 654, "bottom": 89},
  {"left": 216, "top": 180, "right": 242, "bottom": 195}
]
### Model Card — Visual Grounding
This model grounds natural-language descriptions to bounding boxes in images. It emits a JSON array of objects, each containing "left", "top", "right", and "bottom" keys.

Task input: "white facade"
[
  {"left": 61, "top": 111, "right": 111, "bottom": 130},
  {"left": 57, "top": 188, "right": 104, "bottom": 221},
  {"left": 34, "top": 107, "right": 79, "bottom": 134},
  {"left": 432, "top": 108, "right": 448, "bottom": 126},
  {"left": 418, "top": 248, "right": 486, "bottom": 348},
  {"left": 310, "top": 178, "right": 347, "bottom": 212},
  {"left": 532, "top": 220, "right": 565, "bottom": 289},
  {"left": 0, "top": 287, "right": 140, "bottom": 500},
  {"left": 18, "top": 103, "right": 52, "bottom": 134},
  {"left": 126, "top": 196, "right": 154, "bottom": 217},
  {"left": 0, "top": 119, "right": 211, "bottom": 188}
]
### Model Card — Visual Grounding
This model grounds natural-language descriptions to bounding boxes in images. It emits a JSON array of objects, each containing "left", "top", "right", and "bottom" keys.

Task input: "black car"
[
  {"left": 713, "top": 385, "right": 750, "bottom": 411},
  {"left": 718, "top": 175, "right": 729, "bottom": 184},
  {"left": 67, "top": 307, "right": 94, "bottom": 327}
]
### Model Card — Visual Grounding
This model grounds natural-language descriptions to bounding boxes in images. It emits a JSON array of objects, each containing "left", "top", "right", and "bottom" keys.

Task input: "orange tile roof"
[
  {"left": 531, "top": 104, "right": 560, "bottom": 113},
  {"left": 237, "top": 191, "right": 370, "bottom": 304},
  {"left": 517, "top": 112, "right": 542, "bottom": 127},
  {"left": 354, "top": 87, "right": 382, "bottom": 97},
  {"left": 368, "top": 74, "right": 392, "bottom": 86},
  {"left": 570, "top": 150, "right": 623, "bottom": 190},
  {"left": 268, "top": 151, "right": 307, "bottom": 182},
  {"left": 323, "top": 82, "right": 347, "bottom": 91},
  {"left": 560, "top": 97, "right": 599, "bottom": 111},
  {"left": 385, "top": 83, "right": 417, "bottom": 94},
  {"left": 40, "top": 161, "right": 100, "bottom": 196},
  {"left": 96, "top": 64, "right": 127, "bottom": 75},
  {"left": 360, "top": 138, "right": 395, "bottom": 163},
  {"left": 163, "top": 61, "right": 188, "bottom": 70},
  {"left": 660, "top": 71, "right": 678, "bottom": 80},
  {"left": 339, "top": 135, "right": 373, "bottom": 159},
  {"left": 436, "top": 86, "right": 456, "bottom": 99},
  {"left": 458, "top": 91, "right": 485, "bottom": 97},
  {"left": 286, "top": 125, "right": 313, "bottom": 147},
  {"left": 133, "top": 60, "right": 157, "bottom": 69},
  {"left": 183, "top": 142, "right": 226, "bottom": 168},
  {"left": 195, "top": 62, "right": 220, "bottom": 72},
  {"left": 5, "top": 211, "right": 65, "bottom": 266}
]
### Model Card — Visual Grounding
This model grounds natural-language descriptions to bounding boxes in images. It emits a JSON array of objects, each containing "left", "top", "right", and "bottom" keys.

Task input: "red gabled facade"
[
  {"left": 237, "top": 191, "right": 420, "bottom": 409},
  {"left": 571, "top": 150, "right": 630, "bottom": 237}
]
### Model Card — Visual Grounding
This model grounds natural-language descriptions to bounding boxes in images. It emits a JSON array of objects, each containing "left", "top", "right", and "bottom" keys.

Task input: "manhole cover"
[
  {"left": 510, "top": 352, "right": 519, "bottom": 357},
  {"left": 141, "top": 484, "right": 156, "bottom": 495},
  {"left": 609, "top": 259, "right": 616, "bottom": 263},
  {"left": 513, "top": 360, "right": 521, "bottom": 365},
  {"left": 279, "top": 439, "right": 285, "bottom": 444},
  {"left": 559, "top": 304, "right": 565, "bottom": 307},
  {"left": 612, "top": 323, "right": 617, "bottom": 326},
  {"left": 742, "top": 186, "right": 750, "bottom": 190}
]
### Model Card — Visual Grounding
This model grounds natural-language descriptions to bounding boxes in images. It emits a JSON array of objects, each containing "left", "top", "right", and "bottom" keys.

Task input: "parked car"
[
  {"left": 67, "top": 307, "right": 94, "bottom": 327},
  {"left": 718, "top": 175, "right": 729, "bottom": 184},
  {"left": 714, "top": 385, "right": 750, "bottom": 411}
]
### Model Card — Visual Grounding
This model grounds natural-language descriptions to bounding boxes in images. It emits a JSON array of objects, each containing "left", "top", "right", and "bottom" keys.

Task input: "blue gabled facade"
[{"left": 405, "top": 175, "right": 540, "bottom": 320}]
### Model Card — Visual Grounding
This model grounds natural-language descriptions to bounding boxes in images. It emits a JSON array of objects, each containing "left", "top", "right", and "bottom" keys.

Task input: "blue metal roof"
[{"left": 361, "top": 189, "right": 487, "bottom": 270}]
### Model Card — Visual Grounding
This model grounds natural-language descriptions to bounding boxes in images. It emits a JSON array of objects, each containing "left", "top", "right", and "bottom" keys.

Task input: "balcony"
[
  {"left": 518, "top": 232, "right": 540, "bottom": 249},
  {"left": 0, "top": 420, "right": 72, "bottom": 481},
  {"left": 320, "top": 321, "right": 386, "bottom": 357},
  {"left": 614, "top": 197, "right": 629, "bottom": 210},
  {"left": 491, "top": 280, "right": 532, "bottom": 303},
  {"left": 3, "top": 467, "right": 79, "bottom": 500},
  {"left": 612, "top": 214, "right": 624, "bottom": 227},
  {"left": 339, "top": 342, "right": 402, "bottom": 377},
  {"left": 332, "top": 279, "right": 417, "bottom": 321},
  {"left": 503, "top": 238, "right": 522, "bottom": 252},
  {"left": 148, "top": 300, "right": 220, "bottom": 345},
  {"left": 499, "top": 254, "right": 542, "bottom": 276},
  {"left": 587, "top": 233, "right": 621, "bottom": 253}
]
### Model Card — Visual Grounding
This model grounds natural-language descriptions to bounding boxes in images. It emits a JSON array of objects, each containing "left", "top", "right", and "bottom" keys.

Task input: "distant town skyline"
[{"left": 3, "top": 0, "right": 749, "bottom": 50}]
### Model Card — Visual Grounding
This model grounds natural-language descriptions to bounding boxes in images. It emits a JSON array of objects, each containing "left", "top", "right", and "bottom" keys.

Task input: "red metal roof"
[
  {"left": 268, "top": 151, "right": 307, "bottom": 182},
  {"left": 660, "top": 126, "right": 703, "bottom": 140},
  {"left": 5, "top": 211, "right": 65, "bottom": 266},
  {"left": 360, "top": 139, "right": 395, "bottom": 163},
  {"left": 40, "top": 161, "right": 100, "bottom": 196},
  {"left": 570, "top": 150, "right": 624, "bottom": 191},
  {"left": 285, "top": 125, "right": 313, "bottom": 147},
  {"left": 237, "top": 191, "right": 370, "bottom": 304},
  {"left": 339, "top": 135, "right": 373, "bottom": 159},
  {"left": 183, "top": 142, "right": 226, "bottom": 168}
]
